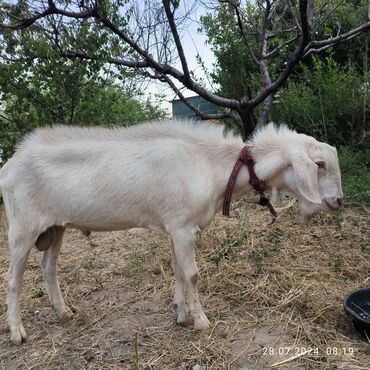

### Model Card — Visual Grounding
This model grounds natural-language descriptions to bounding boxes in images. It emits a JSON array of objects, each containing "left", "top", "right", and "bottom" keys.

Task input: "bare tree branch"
[
  {"left": 287, "top": 0, "right": 302, "bottom": 32},
  {"left": 312, "top": 0, "right": 346, "bottom": 34},
  {"left": 263, "top": 35, "right": 299, "bottom": 59},
  {"left": 0, "top": 6, "right": 54, "bottom": 30},
  {"left": 93, "top": 7, "right": 241, "bottom": 110},
  {"left": 305, "top": 21, "right": 370, "bottom": 52},
  {"left": 162, "top": 75, "right": 243, "bottom": 127},
  {"left": 224, "top": 0, "right": 260, "bottom": 66},
  {"left": 0, "top": 1, "right": 95, "bottom": 30},
  {"left": 307, "top": 0, "right": 315, "bottom": 28},
  {"left": 248, "top": 0, "right": 310, "bottom": 108},
  {"left": 267, "top": 26, "right": 297, "bottom": 39},
  {"left": 256, "top": 0, "right": 274, "bottom": 128},
  {"left": 162, "top": 0, "right": 190, "bottom": 79},
  {"left": 61, "top": 50, "right": 150, "bottom": 68}
]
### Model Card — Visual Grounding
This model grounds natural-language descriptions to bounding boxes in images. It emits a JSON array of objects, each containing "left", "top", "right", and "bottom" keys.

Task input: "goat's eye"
[{"left": 316, "top": 161, "right": 325, "bottom": 169}]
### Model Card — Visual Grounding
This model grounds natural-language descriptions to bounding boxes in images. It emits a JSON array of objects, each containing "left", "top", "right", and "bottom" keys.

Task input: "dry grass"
[{"left": 0, "top": 201, "right": 369, "bottom": 370}]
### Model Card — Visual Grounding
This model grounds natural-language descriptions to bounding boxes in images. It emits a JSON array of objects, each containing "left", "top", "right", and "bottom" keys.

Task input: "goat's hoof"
[
  {"left": 177, "top": 315, "right": 194, "bottom": 327},
  {"left": 59, "top": 307, "right": 74, "bottom": 321},
  {"left": 193, "top": 316, "right": 211, "bottom": 330},
  {"left": 10, "top": 325, "right": 27, "bottom": 345}
]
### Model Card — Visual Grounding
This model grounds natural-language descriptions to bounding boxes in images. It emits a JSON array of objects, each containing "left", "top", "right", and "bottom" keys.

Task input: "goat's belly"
[
  {"left": 62, "top": 221, "right": 137, "bottom": 232},
  {"left": 62, "top": 217, "right": 166, "bottom": 233}
]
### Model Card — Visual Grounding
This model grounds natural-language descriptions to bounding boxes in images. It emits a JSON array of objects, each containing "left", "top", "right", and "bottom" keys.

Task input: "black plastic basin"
[{"left": 343, "top": 287, "right": 370, "bottom": 335}]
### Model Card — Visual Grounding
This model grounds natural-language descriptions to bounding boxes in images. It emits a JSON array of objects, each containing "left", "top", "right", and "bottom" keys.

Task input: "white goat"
[{"left": 0, "top": 120, "right": 343, "bottom": 345}]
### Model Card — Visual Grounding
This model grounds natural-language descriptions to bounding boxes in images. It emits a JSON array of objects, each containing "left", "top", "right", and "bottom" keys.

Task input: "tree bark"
[{"left": 256, "top": 94, "right": 274, "bottom": 130}]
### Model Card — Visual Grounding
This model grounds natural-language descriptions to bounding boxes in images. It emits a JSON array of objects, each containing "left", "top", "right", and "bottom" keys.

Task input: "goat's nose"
[{"left": 325, "top": 196, "right": 343, "bottom": 211}]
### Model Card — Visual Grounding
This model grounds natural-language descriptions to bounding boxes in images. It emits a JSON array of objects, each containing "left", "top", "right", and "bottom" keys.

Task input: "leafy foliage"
[
  {"left": 200, "top": 3, "right": 259, "bottom": 100},
  {"left": 313, "top": 0, "right": 370, "bottom": 71},
  {"left": 271, "top": 54, "right": 369, "bottom": 203},
  {"left": 338, "top": 147, "right": 369, "bottom": 204},
  {"left": 338, "top": 147, "right": 370, "bottom": 203},
  {"left": 0, "top": 1, "right": 165, "bottom": 165},
  {"left": 0, "top": 77, "right": 166, "bottom": 166},
  {"left": 200, "top": 0, "right": 369, "bottom": 138},
  {"left": 271, "top": 56, "right": 369, "bottom": 145}
]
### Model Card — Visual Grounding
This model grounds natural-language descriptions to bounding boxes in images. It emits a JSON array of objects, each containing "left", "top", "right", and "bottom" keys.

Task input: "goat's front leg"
[{"left": 170, "top": 229, "right": 210, "bottom": 330}]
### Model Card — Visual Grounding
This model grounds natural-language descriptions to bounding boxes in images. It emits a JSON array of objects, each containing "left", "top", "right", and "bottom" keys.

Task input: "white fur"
[{"left": 0, "top": 120, "right": 343, "bottom": 344}]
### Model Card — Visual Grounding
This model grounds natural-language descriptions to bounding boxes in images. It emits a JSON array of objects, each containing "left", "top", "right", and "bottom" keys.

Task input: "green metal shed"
[{"left": 172, "top": 96, "right": 218, "bottom": 120}]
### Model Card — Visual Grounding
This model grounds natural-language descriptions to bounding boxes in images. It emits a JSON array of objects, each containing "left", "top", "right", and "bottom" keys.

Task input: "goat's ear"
[{"left": 289, "top": 149, "right": 321, "bottom": 204}]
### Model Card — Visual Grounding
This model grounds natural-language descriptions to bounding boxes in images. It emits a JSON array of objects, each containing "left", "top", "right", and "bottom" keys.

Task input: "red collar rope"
[{"left": 222, "top": 146, "right": 277, "bottom": 223}]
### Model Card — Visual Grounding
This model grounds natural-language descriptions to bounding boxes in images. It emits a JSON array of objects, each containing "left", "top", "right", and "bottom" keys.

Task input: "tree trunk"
[
  {"left": 256, "top": 94, "right": 274, "bottom": 131},
  {"left": 239, "top": 108, "right": 257, "bottom": 141}
]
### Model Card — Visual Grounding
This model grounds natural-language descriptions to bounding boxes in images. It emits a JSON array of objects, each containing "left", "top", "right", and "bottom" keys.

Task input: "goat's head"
[{"left": 250, "top": 125, "right": 343, "bottom": 221}]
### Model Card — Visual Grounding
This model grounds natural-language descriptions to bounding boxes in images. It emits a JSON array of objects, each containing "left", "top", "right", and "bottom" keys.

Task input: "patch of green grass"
[{"left": 199, "top": 212, "right": 251, "bottom": 267}]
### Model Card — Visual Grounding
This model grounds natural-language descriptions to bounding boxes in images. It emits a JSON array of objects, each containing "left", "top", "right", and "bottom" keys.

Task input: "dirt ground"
[{"left": 0, "top": 202, "right": 369, "bottom": 370}]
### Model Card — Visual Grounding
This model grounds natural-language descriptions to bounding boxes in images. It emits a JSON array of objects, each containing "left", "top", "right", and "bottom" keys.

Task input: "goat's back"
[{"left": 0, "top": 121, "right": 240, "bottom": 231}]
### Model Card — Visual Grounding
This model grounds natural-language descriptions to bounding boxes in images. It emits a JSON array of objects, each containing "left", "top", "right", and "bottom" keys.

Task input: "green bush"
[
  {"left": 271, "top": 56, "right": 369, "bottom": 146},
  {"left": 0, "top": 81, "right": 166, "bottom": 167},
  {"left": 338, "top": 147, "right": 369, "bottom": 203}
]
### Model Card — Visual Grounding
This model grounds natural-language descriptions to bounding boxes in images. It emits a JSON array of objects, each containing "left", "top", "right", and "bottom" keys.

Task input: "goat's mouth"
[{"left": 324, "top": 200, "right": 340, "bottom": 211}]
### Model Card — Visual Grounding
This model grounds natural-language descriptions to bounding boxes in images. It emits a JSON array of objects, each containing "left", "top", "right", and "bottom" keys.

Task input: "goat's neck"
[{"left": 210, "top": 144, "right": 261, "bottom": 211}]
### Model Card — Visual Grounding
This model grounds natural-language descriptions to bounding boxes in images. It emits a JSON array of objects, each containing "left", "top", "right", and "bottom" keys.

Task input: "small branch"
[
  {"left": 94, "top": 9, "right": 241, "bottom": 110},
  {"left": 258, "top": 0, "right": 272, "bottom": 60},
  {"left": 247, "top": 0, "right": 310, "bottom": 108},
  {"left": 136, "top": 69, "right": 242, "bottom": 125},
  {"left": 230, "top": 0, "right": 260, "bottom": 66},
  {"left": 44, "top": 1, "right": 95, "bottom": 20},
  {"left": 303, "top": 32, "right": 363, "bottom": 58},
  {"left": 307, "top": 0, "right": 314, "bottom": 28},
  {"left": 263, "top": 35, "right": 299, "bottom": 59},
  {"left": 0, "top": 113, "right": 18, "bottom": 125},
  {"left": 162, "top": 0, "right": 190, "bottom": 79},
  {"left": 305, "top": 21, "right": 370, "bottom": 51},
  {"left": 0, "top": 2, "right": 94, "bottom": 30},
  {"left": 0, "top": 8, "right": 53, "bottom": 30},
  {"left": 222, "top": 0, "right": 260, "bottom": 108},
  {"left": 312, "top": 0, "right": 346, "bottom": 34},
  {"left": 287, "top": 0, "right": 302, "bottom": 32},
  {"left": 257, "top": 1, "right": 274, "bottom": 127},
  {"left": 8, "top": 80, "right": 64, "bottom": 120},
  {"left": 61, "top": 50, "right": 150, "bottom": 68},
  {"left": 267, "top": 26, "right": 297, "bottom": 39}
]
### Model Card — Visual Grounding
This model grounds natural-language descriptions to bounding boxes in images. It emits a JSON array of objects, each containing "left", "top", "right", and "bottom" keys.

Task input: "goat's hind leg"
[
  {"left": 39, "top": 226, "right": 72, "bottom": 320},
  {"left": 7, "top": 229, "right": 33, "bottom": 345},
  {"left": 170, "top": 240, "right": 190, "bottom": 325}
]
